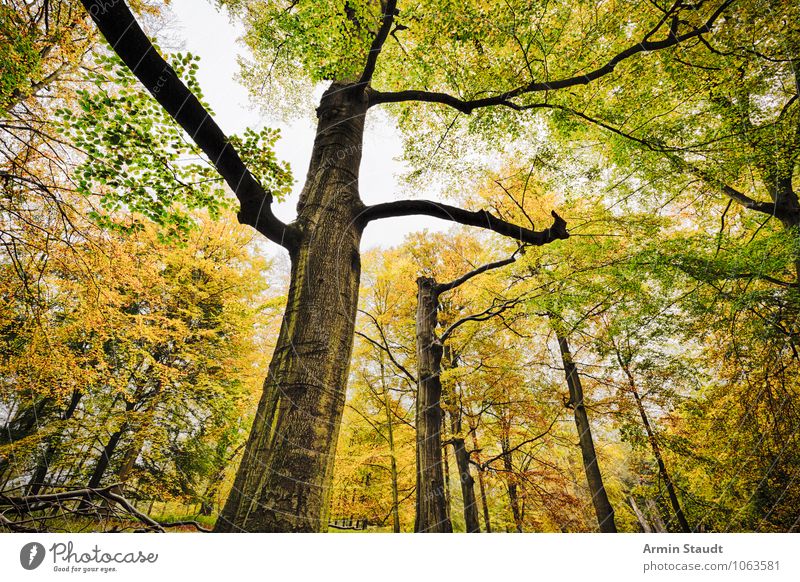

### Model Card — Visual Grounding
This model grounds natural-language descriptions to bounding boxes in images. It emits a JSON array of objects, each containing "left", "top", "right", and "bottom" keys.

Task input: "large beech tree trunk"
[
  {"left": 414, "top": 277, "right": 452, "bottom": 532},
  {"left": 554, "top": 326, "right": 618, "bottom": 533},
  {"left": 215, "top": 85, "right": 367, "bottom": 532}
]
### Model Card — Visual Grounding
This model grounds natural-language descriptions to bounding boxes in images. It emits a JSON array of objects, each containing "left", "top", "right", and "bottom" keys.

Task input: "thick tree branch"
[
  {"left": 681, "top": 161, "right": 778, "bottom": 216},
  {"left": 369, "top": 0, "right": 733, "bottom": 113},
  {"left": 361, "top": 201, "right": 568, "bottom": 245},
  {"left": 357, "top": 0, "right": 398, "bottom": 86},
  {"left": 78, "top": 0, "right": 298, "bottom": 250}
]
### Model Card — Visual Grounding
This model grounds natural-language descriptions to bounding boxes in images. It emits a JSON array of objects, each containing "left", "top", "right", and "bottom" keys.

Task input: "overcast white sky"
[{"left": 166, "top": 0, "right": 448, "bottom": 252}]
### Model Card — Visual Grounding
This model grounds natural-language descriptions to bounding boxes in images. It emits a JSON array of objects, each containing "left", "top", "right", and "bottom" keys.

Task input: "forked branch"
[{"left": 436, "top": 246, "right": 524, "bottom": 293}]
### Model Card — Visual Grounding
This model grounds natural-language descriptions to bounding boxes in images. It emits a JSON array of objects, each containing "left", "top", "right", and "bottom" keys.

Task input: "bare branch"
[
  {"left": 0, "top": 483, "right": 215, "bottom": 532},
  {"left": 436, "top": 247, "right": 523, "bottom": 293},
  {"left": 474, "top": 414, "right": 560, "bottom": 470},
  {"left": 440, "top": 295, "right": 526, "bottom": 342},
  {"left": 361, "top": 201, "right": 568, "bottom": 245},
  {"left": 356, "top": 309, "right": 418, "bottom": 383},
  {"left": 512, "top": 102, "right": 781, "bottom": 218},
  {"left": 355, "top": 331, "right": 417, "bottom": 383}
]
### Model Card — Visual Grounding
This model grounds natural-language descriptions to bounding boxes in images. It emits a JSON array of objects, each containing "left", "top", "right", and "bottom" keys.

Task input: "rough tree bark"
[
  {"left": 442, "top": 428, "right": 453, "bottom": 524},
  {"left": 216, "top": 85, "right": 367, "bottom": 532},
  {"left": 86, "top": 400, "right": 136, "bottom": 490},
  {"left": 414, "top": 253, "right": 522, "bottom": 532},
  {"left": 443, "top": 348, "right": 480, "bottom": 533},
  {"left": 81, "top": 0, "right": 570, "bottom": 532},
  {"left": 450, "top": 429, "right": 481, "bottom": 532},
  {"left": 553, "top": 323, "right": 617, "bottom": 533},
  {"left": 414, "top": 277, "right": 453, "bottom": 532}
]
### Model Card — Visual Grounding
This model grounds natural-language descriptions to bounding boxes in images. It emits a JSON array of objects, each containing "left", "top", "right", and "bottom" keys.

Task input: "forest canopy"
[{"left": 1, "top": 0, "right": 798, "bottom": 533}]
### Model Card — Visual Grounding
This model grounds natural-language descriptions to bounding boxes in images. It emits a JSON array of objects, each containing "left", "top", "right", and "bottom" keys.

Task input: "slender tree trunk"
[
  {"left": 87, "top": 425, "right": 127, "bottom": 490},
  {"left": 215, "top": 84, "right": 367, "bottom": 532},
  {"left": 645, "top": 497, "right": 668, "bottom": 532},
  {"left": 379, "top": 358, "right": 401, "bottom": 533},
  {"left": 441, "top": 346, "right": 480, "bottom": 532},
  {"left": 200, "top": 476, "right": 221, "bottom": 517},
  {"left": 554, "top": 326, "right": 617, "bottom": 533},
  {"left": 621, "top": 364, "right": 690, "bottom": 533},
  {"left": 442, "top": 420, "right": 452, "bottom": 524},
  {"left": 199, "top": 441, "right": 245, "bottom": 516},
  {"left": 27, "top": 445, "right": 57, "bottom": 496},
  {"left": 470, "top": 429, "right": 492, "bottom": 532},
  {"left": 83, "top": 398, "right": 137, "bottom": 494},
  {"left": 78, "top": 424, "right": 129, "bottom": 511},
  {"left": 500, "top": 431, "right": 523, "bottom": 532},
  {"left": 414, "top": 276, "right": 452, "bottom": 532},
  {"left": 450, "top": 434, "right": 481, "bottom": 532},
  {"left": 117, "top": 439, "right": 143, "bottom": 484},
  {"left": 629, "top": 496, "right": 653, "bottom": 533},
  {"left": 26, "top": 390, "right": 82, "bottom": 495}
]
